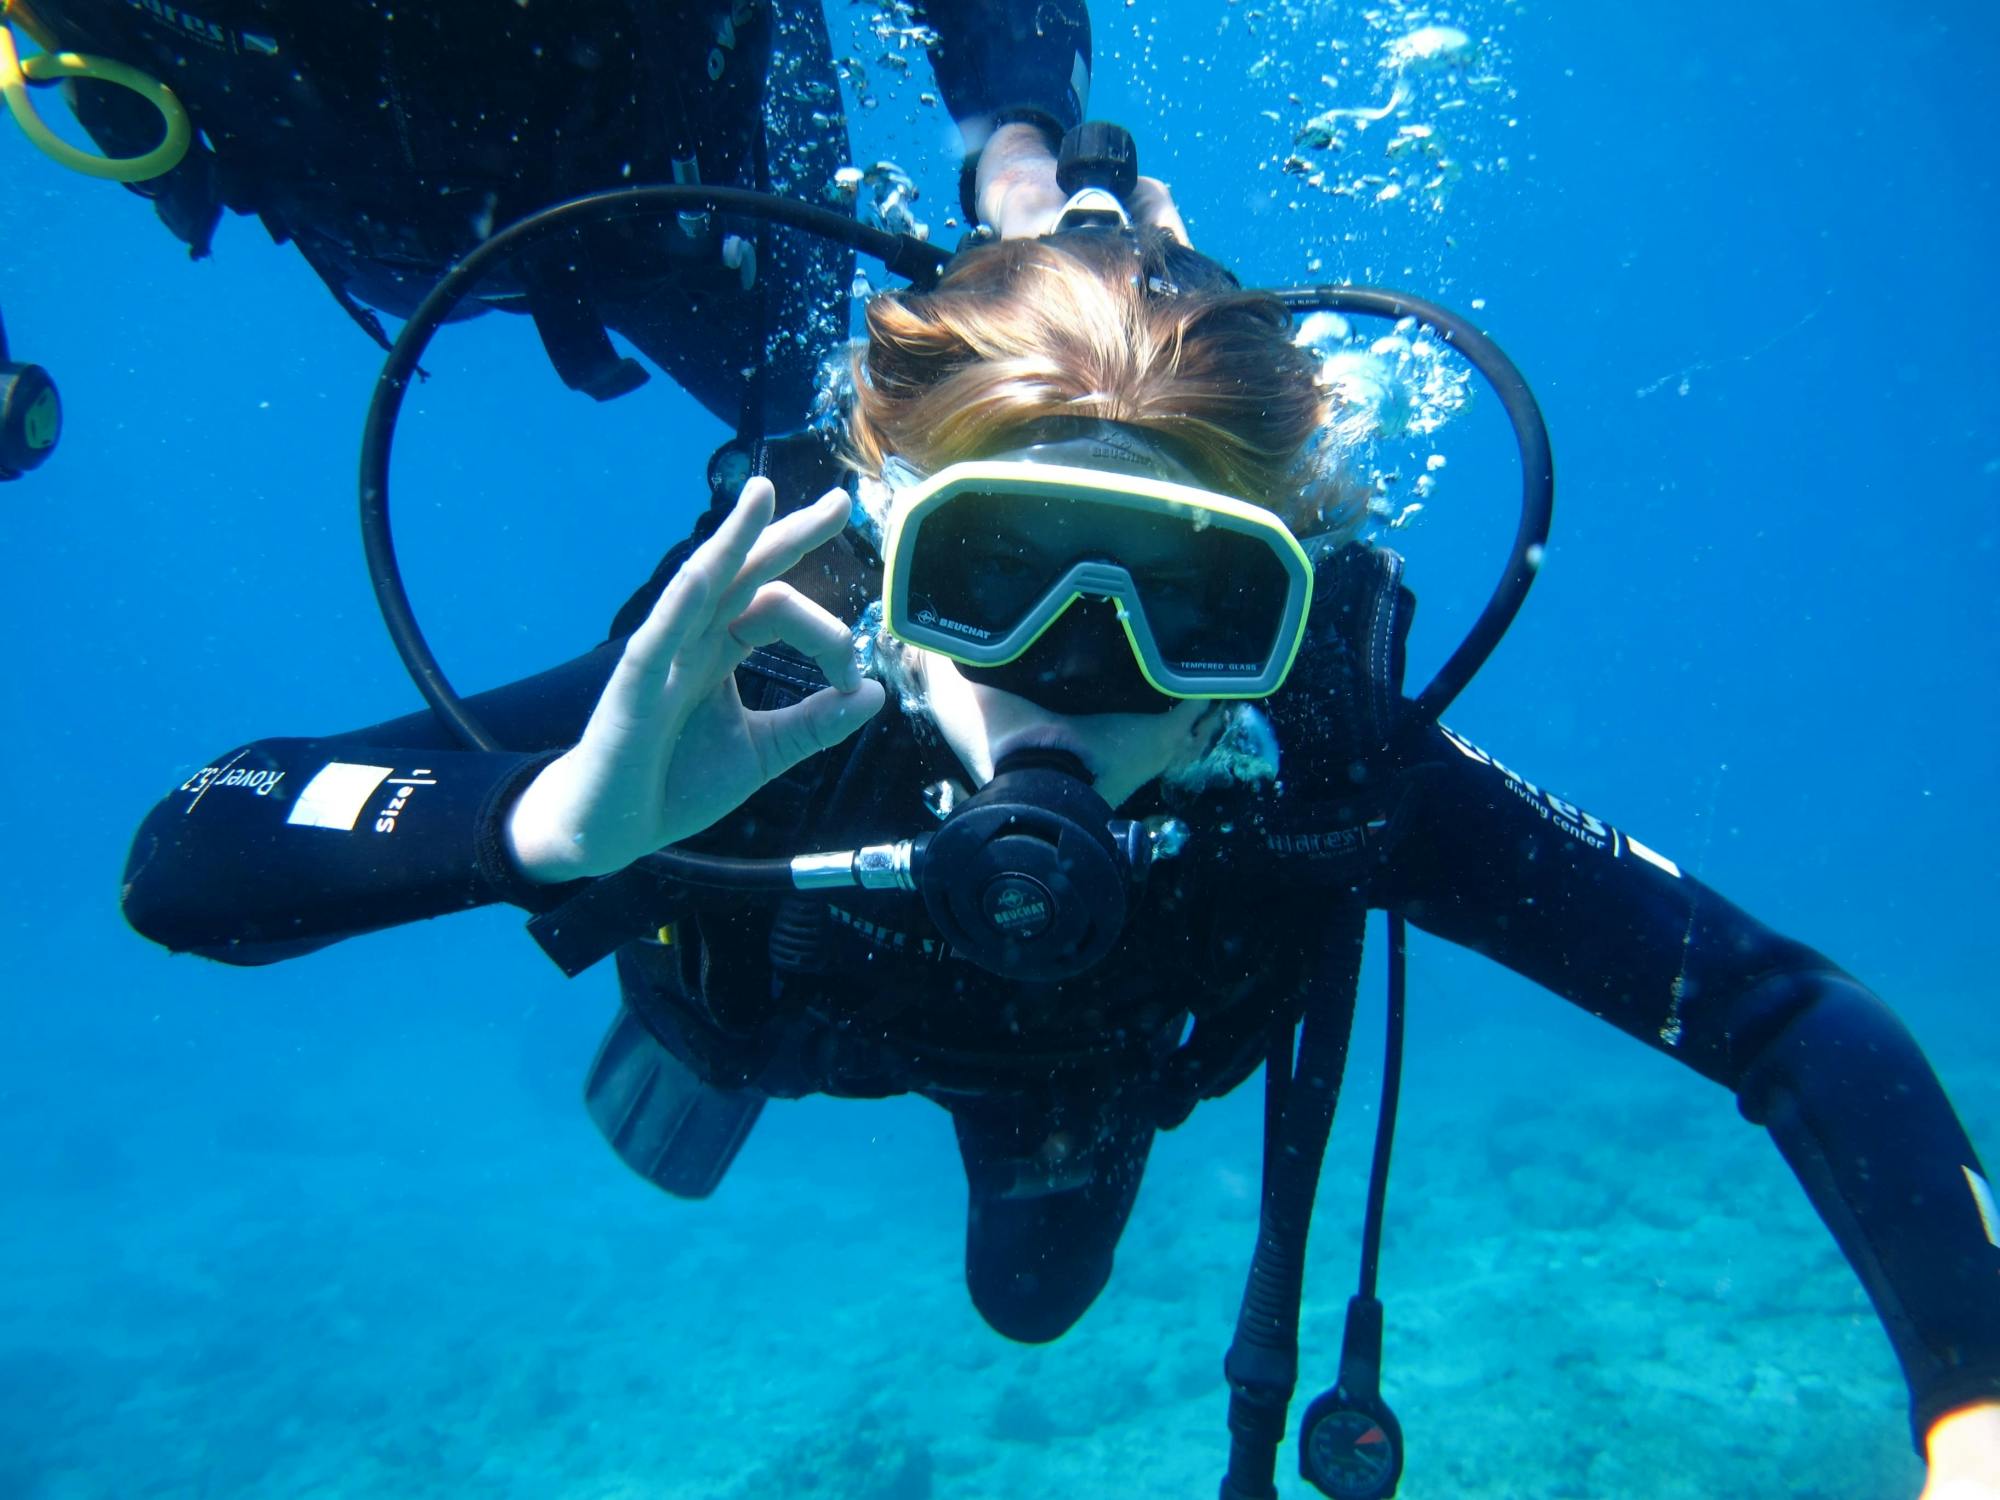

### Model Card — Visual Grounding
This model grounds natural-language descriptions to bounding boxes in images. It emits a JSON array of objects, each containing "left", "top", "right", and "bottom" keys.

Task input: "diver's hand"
[
  {"left": 1922, "top": 1402, "right": 2000, "bottom": 1499},
  {"left": 505, "top": 479, "right": 885, "bottom": 884},
  {"left": 976, "top": 122, "right": 1191, "bottom": 244}
]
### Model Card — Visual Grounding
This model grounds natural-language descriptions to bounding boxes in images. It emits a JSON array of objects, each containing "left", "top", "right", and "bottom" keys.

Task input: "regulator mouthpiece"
[{"left": 915, "top": 749, "right": 1146, "bottom": 981}]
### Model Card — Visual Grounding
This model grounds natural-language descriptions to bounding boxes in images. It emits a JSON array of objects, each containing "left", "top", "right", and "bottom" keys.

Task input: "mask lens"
[
  {"left": 905, "top": 487, "right": 1056, "bottom": 643},
  {"left": 1133, "top": 528, "right": 1295, "bottom": 676},
  {"left": 904, "top": 483, "right": 1298, "bottom": 683}
]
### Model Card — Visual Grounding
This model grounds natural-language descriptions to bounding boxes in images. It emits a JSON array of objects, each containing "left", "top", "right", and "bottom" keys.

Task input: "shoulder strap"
[
  {"left": 1271, "top": 541, "right": 1414, "bottom": 771},
  {"left": 1347, "top": 543, "right": 1415, "bottom": 751}
]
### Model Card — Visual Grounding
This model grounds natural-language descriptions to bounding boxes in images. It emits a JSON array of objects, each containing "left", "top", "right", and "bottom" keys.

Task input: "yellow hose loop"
[
  {"left": 0, "top": 0, "right": 56, "bottom": 50},
  {"left": 2, "top": 19, "right": 192, "bottom": 182}
]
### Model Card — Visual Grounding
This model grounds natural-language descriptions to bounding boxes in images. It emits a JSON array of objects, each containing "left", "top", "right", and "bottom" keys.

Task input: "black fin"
[{"left": 583, "top": 1007, "right": 764, "bottom": 1199}]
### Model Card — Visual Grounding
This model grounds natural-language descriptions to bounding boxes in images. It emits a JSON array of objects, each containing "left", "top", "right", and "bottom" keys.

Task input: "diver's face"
[
  {"left": 877, "top": 464, "right": 1227, "bottom": 805},
  {"left": 915, "top": 650, "right": 1216, "bottom": 808}
]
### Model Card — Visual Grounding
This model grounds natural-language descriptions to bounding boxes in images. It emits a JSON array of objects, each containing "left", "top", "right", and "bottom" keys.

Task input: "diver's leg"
[{"left": 951, "top": 1096, "right": 1158, "bottom": 1342}]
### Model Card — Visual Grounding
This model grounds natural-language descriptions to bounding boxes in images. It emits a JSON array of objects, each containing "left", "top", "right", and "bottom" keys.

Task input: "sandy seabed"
[{"left": 5, "top": 988, "right": 1980, "bottom": 1500}]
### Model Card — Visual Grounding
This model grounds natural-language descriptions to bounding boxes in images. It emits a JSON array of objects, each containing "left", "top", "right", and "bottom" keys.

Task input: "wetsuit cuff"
[
  {"left": 474, "top": 748, "right": 590, "bottom": 914},
  {"left": 1914, "top": 1376, "right": 2000, "bottom": 1457}
]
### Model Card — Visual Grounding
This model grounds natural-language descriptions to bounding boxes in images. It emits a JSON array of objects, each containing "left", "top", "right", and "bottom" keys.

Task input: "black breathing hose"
[{"left": 1357, "top": 915, "right": 1409, "bottom": 1300}]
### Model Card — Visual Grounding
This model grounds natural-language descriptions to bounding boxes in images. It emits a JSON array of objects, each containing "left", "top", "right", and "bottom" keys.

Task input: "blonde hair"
[{"left": 845, "top": 231, "right": 1362, "bottom": 542}]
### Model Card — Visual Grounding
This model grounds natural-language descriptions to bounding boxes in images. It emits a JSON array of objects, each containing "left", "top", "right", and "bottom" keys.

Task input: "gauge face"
[{"left": 1304, "top": 1407, "right": 1399, "bottom": 1499}]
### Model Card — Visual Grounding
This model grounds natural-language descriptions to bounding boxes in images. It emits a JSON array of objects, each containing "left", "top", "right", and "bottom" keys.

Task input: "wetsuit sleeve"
[
  {"left": 915, "top": 0, "right": 1091, "bottom": 140},
  {"left": 1369, "top": 717, "right": 2000, "bottom": 1450},
  {"left": 120, "top": 641, "right": 624, "bottom": 966}
]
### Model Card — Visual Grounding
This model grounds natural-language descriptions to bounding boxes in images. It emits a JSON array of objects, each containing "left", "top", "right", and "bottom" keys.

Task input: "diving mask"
[{"left": 880, "top": 420, "right": 1315, "bottom": 706}]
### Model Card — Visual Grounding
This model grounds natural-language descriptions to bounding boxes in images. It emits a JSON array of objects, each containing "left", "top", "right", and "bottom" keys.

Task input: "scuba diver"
[
  {"left": 1, "top": 0, "right": 1176, "bottom": 432},
  {"left": 118, "top": 150, "right": 2000, "bottom": 1497}
]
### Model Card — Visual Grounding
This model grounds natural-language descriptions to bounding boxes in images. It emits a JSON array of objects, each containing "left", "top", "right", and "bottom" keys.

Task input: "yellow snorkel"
[{"left": 2, "top": 0, "right": 190, "bottom": 182}]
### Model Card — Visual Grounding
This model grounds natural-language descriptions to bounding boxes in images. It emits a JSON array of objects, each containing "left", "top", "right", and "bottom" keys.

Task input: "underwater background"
[{"left": 2, "top": 0, "right": 1995, "bottom": 1495}]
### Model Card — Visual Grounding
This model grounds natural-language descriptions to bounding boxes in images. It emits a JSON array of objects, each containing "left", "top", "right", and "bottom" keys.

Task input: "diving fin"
[{"left": 583, "top": 1006, "right": 765, "bottom": 1199}]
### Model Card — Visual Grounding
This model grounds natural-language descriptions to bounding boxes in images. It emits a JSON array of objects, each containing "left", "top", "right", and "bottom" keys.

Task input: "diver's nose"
[
  {"left": 1036, "top": 597, "right": 1130, "bottom": 680},
  {"left": 962, "top": 596, "right": 1174, "bottom": 715}
]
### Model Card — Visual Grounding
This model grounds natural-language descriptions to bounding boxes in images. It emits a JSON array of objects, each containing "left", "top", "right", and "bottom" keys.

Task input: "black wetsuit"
[
  {"left": 33, "top": 0, "right": 1088, "bottom": 426},
  {"left": 121, "top": 472, "right": 2000, "bottom": 1452}
]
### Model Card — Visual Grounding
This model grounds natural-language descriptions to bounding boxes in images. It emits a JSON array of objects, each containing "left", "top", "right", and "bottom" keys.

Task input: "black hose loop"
[{"left": 360, "top": 187, "right": 947, "bottom": 753}]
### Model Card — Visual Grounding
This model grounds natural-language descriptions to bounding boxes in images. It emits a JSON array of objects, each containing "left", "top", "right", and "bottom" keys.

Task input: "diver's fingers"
[
  {"left": 723, "top": 580, "right": 864, "bottom": 693},
  {"left": 600, "top": 566, "right": 716, "bottom": 731},
  {"left": 680, "top": 476, "right": 778, "bottom": 625},
  {"left": 717, "top": 488, "right": 853, "bottom": 617},
  {"left": 745, "top": 680, "right": 887, "bottom": 782},
  {"left": 1129, "top": 176, "right": 1191, "bottom": 246},
  {"left": 611, "top": 479, "right": 774, "bottom": 707}
]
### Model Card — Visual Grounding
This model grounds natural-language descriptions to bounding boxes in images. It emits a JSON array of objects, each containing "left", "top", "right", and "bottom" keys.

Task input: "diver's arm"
[
  {"left": 915, "top": 0, "right": 1087, "bottom": 235},
  {"left": 1369, "top": 717, "right": 2000, "bottom": 1454},
  {"left": 120, "top": 641, "right": 628, "bottom": 965},
  {"left": 916, "top": 0, "right": 1091, "bottom": 152},
  {"left": 912, "top": 0, "right": 1187, "bottom": 239},
  {"left": 122, "top": 482, "right": 881, "bottom": 963}
]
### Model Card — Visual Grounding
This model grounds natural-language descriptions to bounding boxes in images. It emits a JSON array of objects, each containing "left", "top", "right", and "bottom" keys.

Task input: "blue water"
[{"left": 2, "top": 1, "right": 1995, "bottom": 1495}]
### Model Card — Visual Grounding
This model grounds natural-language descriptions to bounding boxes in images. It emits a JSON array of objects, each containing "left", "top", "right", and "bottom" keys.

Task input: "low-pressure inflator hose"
[{"left": 1, "top": 5, "right": 190, "bottom": 182}]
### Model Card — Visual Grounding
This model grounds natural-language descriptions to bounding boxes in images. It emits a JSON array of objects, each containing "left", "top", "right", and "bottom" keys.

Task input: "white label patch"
[
  {"left": 1438, "top": 724, "right": 1683, "bottom": 879},
  {"left": 286, "top": 762, "right": 393, "bottom": 831},
  {"left": 1966, "top": 1166, "right": 2000, "bottom": 1249},
  {"left": 1624, "top": 834, "right": 1682, "bottom": 879}
]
